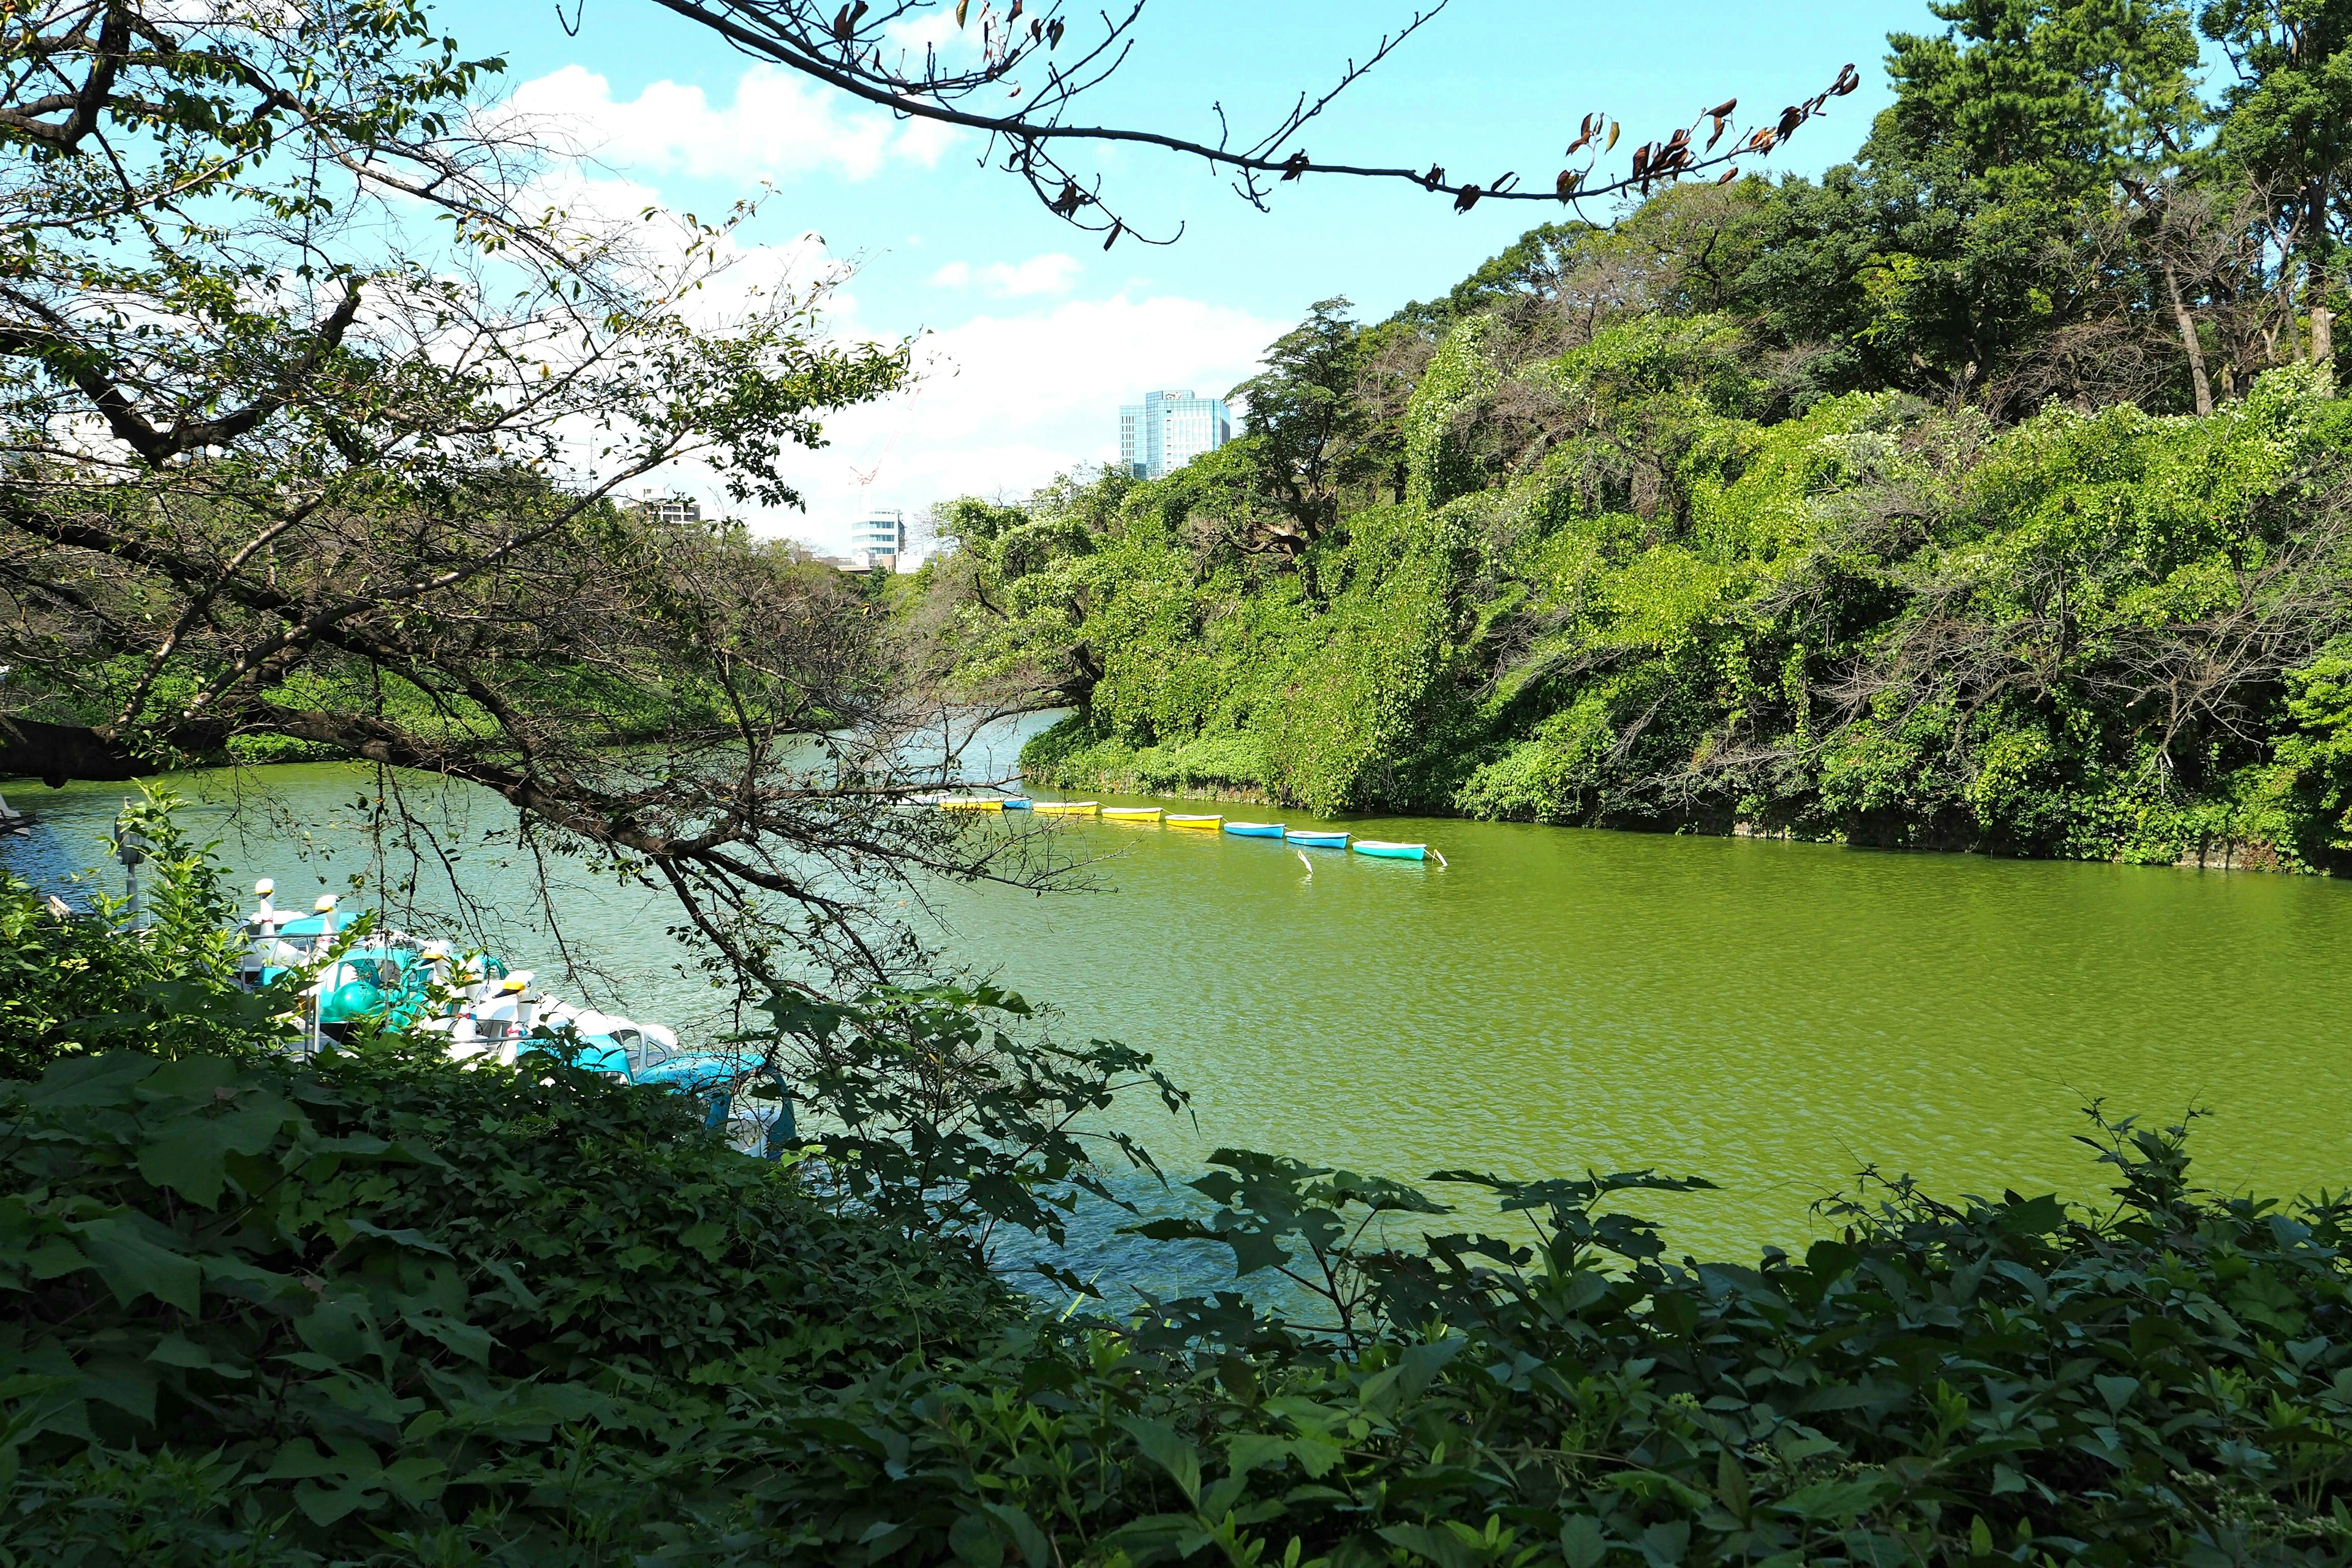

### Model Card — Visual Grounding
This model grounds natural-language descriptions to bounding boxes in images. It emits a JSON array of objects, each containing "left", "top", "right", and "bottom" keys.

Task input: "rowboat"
[
  {"left": 1001, "top": 797, "right": 1033, "bottom": 810},
  {"left": 1223, "top": 821, "right": 1287, "bottom": 839},
  {"left": 1352, "top": 840, "right": 1429, "bottom": 861},
  {"left": 1102, "top": 806, "right": 1164, "bottom": 822},
  {"left": 936, "top": 797, "right": 1004, "bottom": 812},
  {"left": 1165, "top": 814, "right": 1224, "bottom": 831},
  {"left": 1285, "top": 829, "right": 1350, "bottom": 848},
  {"left": 1032, "top": 801, "right": 1100, "bottom": 816}
]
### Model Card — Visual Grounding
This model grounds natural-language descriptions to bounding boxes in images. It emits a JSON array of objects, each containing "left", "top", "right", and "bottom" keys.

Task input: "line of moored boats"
[
  {"left": 230, "top": 881, "right": 790, "bottom": 1153},
  {"left": 914, "top": 796, "right": 1447, "bottom": 864}
]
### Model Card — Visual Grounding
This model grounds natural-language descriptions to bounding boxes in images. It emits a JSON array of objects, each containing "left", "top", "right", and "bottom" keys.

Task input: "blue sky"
[{"left": 454, "top": 0, "right": 1925, "bottom": 550}]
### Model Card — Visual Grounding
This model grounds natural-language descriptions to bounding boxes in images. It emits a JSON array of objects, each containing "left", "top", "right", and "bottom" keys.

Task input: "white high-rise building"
[
  {"left": 632, "top": 491, "right": 702, "bottom": 526},
  {"left": 851, "top": 508, "right": 907, "bottom": 571},
  {"left": 1118, "top": 390, "right": 1231, "bottom": 480}
]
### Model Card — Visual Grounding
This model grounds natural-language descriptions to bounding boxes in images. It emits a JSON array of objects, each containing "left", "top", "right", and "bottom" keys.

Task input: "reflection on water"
[{"left": 9, "top": 741, "right": 2352, "bottom": 1259}]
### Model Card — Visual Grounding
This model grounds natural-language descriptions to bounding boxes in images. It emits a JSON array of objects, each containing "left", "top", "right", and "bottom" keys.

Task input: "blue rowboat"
[
  {"left": 1285, "top": 829, "right": 1351, "bottom": 848},
  {"left": 1223, "top": 821, "right": 1287, "bottom": 839},
  {"left": 1352, "top": 839, "right": 1429, "bottom": 861}
]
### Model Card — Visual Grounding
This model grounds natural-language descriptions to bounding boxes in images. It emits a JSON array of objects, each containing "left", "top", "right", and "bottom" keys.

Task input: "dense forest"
[{"left": 916, "top": 1, "right": 2352, "bottom": 873}]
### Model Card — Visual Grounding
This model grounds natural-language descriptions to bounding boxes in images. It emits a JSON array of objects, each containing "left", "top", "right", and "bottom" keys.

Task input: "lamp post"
[{"left": 112, "top": 804, "right": 149, "bottom": 926}]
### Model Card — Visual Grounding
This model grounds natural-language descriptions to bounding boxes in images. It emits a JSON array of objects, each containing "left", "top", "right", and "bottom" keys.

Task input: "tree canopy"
[{"left": 0, "top": 0, "right": 1036, "bottom": 987}]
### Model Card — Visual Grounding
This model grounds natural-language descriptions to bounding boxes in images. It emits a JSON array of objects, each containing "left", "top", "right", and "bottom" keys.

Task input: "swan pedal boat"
[
  {"left": 238, "top": 900, "right": 788, "bottom": 1156},
  {"left": 1223, "top": 821, "right": 1287, "bottom": 839}
]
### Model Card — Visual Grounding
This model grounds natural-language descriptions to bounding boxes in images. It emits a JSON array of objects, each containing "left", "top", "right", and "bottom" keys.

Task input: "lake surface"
[{"left": 7, "top": 761, "right": 2351, "bottom": 1257}]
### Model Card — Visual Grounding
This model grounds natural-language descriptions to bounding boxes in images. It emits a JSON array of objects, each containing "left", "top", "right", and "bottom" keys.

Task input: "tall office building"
[
  {"left": 1118, "top": 390, "right": 1231, "bottom": 480},
  {"left": 851, "top": 507, "right": 907, "bottom": 571}
]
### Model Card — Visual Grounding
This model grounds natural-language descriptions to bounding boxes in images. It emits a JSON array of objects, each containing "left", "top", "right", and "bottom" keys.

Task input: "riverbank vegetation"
[
  {"left": 918, "top": 3, "right": 2352, "bottom": 872},
  {"left": 0, "top": 0, "right": 1041, "bottom": 987},
  {"left": 11, "top": 2, "right": 2352, "bottom": 1561},
  {"left": 9, "top": 845, "right": 2352, "bottom": 1565}
]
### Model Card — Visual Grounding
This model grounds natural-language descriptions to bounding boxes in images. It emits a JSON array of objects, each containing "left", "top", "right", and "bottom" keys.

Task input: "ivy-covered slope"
[{"left": 921, "top": 343, "right": 2352, "bottom": 871}]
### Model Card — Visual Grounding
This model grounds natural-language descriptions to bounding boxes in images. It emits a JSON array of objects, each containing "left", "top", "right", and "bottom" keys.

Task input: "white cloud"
[
  {"left": 927, "top": 252, "right": 1080, "bottom": 298},
  {"left": 510, "top": 63, "right": 954, "bottom": 184},
  {"left": 517, "top": 167, "right": 855, "bottom": 327},
  {"left": 765, "top": 290, "right": 1286, "bottom": 552}
]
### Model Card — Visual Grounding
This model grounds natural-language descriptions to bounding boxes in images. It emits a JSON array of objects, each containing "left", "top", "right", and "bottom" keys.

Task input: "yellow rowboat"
[
  {"left": 1102, "top": 807, "right": 1164, "bottom": 822},
  {"left": 1165, "top": 814, "right": 1224, "bottom": 831},
  {"left": 1031, "top": 801, "right": 1100, "bottom": 816},
  {"left": 935, "top": 798, "right": 1004, "bottom": 812}
]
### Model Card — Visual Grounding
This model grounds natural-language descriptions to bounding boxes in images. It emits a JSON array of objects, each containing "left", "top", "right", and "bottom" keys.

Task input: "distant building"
[
  {"left": 1118, "top": 390, "right": 1231, "bottom": 480},
  {"left": 633, "top": 491, "right": 702, "bottom": 527},
  {"left": 851, "top": 508, "right": 907, "bottom": 571}
]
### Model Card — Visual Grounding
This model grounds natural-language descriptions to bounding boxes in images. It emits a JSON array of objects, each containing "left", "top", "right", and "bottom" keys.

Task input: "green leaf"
[
  {"left": 1122, "top": 1415, "right": 1202, "bottom": 1505},
  {"left": 978, "top": 1501, "right": 1052, "bottom": 1567},
  {"left": 294, "top": 1480, "right": 375, "bottom": 1526},
  {"left": 262, "top": 1438, "right": 337, "bottom": 1480},
  {"left": 339, "top": 1217, "right": 453, "bottom": 1256},
  {"left": 1776, "top": 1474, "right": 1891, "bottom": 1520},
  {"left": 2094, "top": 1374, "right": 2139, "bottom": 1414},
  {"left": 1227, "top": 1432, "right": 1295, "bottom": 1477},
  {"left": 148, "top": 1331, "right": 249, "bottom": 1379},
  {"left": 1560, "top": 1513, "right": 1608, "bottom": 1568},
  {"left": 947, "top": 1508, "right": 1005, "bottom": 1567},
  {"left": 1379, "top": 1522, "right": 1482, "bottom": 1568},
  {"left": 137, "top": 1121, "right": 237, "bottom": 1209},
  {"left": 1716, "top": 1447, "right": 1751, "bottom": 1520},
  {"left": 401, "top": 1308, "right": 494, "bottom": 1363},
  {"left": 28, "top": 1052, "right": 156, "bottom": 1109},
  {"left": 141, "top": 1056, "right": 244, "bottom": 1101},
  {"left": 72, "top": 1216, "right": 200, "bottom": 1314}
]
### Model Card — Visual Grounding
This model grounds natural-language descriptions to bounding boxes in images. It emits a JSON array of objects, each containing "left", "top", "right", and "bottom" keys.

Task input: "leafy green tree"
[
  {"left": 1853, "top": 0, "right": 2208, "bottom": 409},
  {"left": 1225, "top": 299, "right": 1377, "bottom": 556},
  {"left": 0, "top": 0, "right": 1037, "bottom": 988},
  {"left": 1890, "top": 0, "right": 2205, "bottom": 202},
  {"left": 2201, "top": 0, "right": 2352, "bottom": 363}
]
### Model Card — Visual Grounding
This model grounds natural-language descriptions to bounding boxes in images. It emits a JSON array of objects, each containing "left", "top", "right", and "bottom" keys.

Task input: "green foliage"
[
  {"left": 0, "top": 1039, "right": 1003, "bottom": 1561},
  {"left": 666, "top": 1111, "right": 2352, "bottom": 1567},
  {"left": 939, "top": 341, "right": 2352, "bottom": 868},
  {"left": 8, "top": 824, "right": 2352, "bottom": 1564},
  {"left": 911, "top": 12, "right": 2352, "bottom": 874},
  {"left": 1888, "top": 0, "right": 2205, "bottom": 200},
  {"left": 745, "top": 980, "right": 1187, "bottom": 1251},
  {"left": 2203, "top": 0, "right": 2352, "bottom": 266},
  {"left": 1404, "top": 314, "right": 1499, "bottom": 510},
  {"left": 0, "top": 791, "right": 302, "bottom": 1076}
]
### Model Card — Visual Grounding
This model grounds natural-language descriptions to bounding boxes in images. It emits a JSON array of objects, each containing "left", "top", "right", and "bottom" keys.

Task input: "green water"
[
  {"left": 930, "top": 802, "right": 2352, "bottom": 1253},
  {"left": 9, "top": 763, "right": 2352, "bottom": 1256}
]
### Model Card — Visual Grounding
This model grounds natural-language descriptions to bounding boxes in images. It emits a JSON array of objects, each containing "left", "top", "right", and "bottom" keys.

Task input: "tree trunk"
[
  {"left": 2315, "top": 301, "right": 2337, "bottom": 383},
  {"left": 2162, "top": 263, "right": 2215, "bottom": 416}
]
